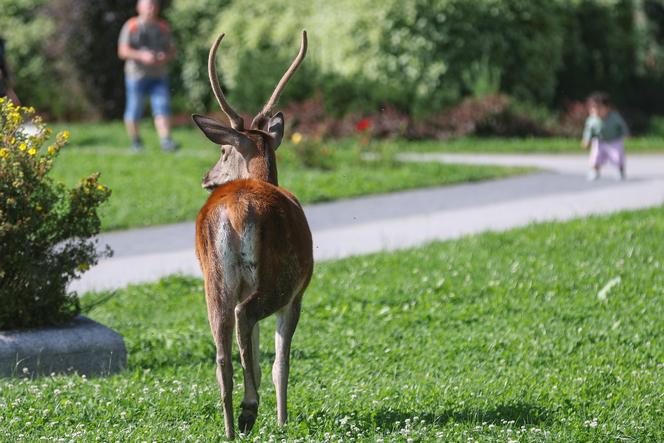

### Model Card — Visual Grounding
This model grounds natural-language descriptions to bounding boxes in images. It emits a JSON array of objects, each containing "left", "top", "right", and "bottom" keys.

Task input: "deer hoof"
[{"left": 238, "top": 411, "right": 257, "bottom": 434}]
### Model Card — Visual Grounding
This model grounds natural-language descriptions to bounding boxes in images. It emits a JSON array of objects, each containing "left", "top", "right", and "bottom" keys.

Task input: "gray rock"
[{"left": 0, "top": 316, "right": 126, "bottom": 377}]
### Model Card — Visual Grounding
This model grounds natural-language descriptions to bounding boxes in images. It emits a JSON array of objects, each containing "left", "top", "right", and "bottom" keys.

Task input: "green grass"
[
  {"left": 2, "top": 206, "right": 662, "bottom": 441},
  {"left": 49, "top": 121, "right": 528, "bottom": 231},
  {"left": 396, "top": 136, "right": 664, "bottom": 154}
]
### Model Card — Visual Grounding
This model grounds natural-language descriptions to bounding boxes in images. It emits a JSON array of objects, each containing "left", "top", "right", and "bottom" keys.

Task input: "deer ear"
[
  {"left": 267, "top": 112, "right": 284, "bottom": 149},
  {"left": 192, "top": 114, "right": 245, "bottom": 147}
]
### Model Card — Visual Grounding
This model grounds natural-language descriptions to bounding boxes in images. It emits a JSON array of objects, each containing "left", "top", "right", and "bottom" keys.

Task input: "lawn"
[
  {"left": 2, "top": 205, "right": 662, "bottom": 441},
  {"left": 49, "top": 121, "right": 529, "bottom": 231},
  {"left": 395, "top": 136, "right": 664, "bottom": 154}
]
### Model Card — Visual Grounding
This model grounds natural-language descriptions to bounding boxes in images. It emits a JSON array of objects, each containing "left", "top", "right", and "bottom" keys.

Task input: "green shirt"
[{"left": 600, "top": 111, "right": 629, "bottom": 142}]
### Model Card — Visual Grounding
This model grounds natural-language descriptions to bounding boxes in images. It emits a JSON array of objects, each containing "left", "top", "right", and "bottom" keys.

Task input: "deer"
[{"left": 192, "top": 30, "right": 313, "bottom": 440}]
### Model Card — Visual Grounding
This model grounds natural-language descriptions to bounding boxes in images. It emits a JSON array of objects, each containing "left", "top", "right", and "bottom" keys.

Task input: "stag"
[{"left": 192, "top": 31, "right": 313, "bottom": 439}]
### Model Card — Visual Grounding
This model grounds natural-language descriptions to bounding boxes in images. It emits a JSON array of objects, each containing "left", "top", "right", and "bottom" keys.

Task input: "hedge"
[{"left": 2, "top": 0, "right": 664, "bottom": 120}]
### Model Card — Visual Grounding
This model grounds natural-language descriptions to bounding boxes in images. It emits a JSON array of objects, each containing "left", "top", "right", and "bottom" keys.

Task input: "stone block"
[{"left": 0, "top": 316, "right": 126, "bottom": 377}]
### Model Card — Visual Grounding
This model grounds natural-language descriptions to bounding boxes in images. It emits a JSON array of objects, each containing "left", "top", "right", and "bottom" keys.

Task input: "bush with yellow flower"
[{"left": 0, "top": 98, "right": 111, "bottom": 330}]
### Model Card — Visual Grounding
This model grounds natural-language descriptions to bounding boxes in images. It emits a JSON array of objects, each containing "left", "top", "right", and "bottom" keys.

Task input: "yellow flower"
[
  {"left": 0, "top": 148, "right": 8, "bottom": 159},
  {"left": 96, "top": 184, "right": 105, "bottom": 191},
  {"left": 47, "top": 145, "right": 57, "bottom": 155},
  {"left": 28, "top": 148, "right": 37, "bottom": 156},
  {"left": 291, "top": 132, "right": 303, "bottom": 144},
  {"left": 59, "top": 130, "right": 70, "bottom": 140},
  {"left": 19, "top": 143, "right": 27, "bottom": 151}
]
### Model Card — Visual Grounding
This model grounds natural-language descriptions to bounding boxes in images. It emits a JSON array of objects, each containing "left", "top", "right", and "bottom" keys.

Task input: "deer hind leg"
[
  {"left": 235, "top": 292, "right": 262, "bottom": 434},
  {"left": 273, "top": 293, "right": 303, "bottom": 426},
  {"left": 207, "top": 293, "right": 236, "bottom": 440}
]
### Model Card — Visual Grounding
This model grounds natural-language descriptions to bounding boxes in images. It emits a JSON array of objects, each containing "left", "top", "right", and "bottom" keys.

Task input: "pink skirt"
[{"left": 589, "top": 138, "right": 625, "bottom": 168}]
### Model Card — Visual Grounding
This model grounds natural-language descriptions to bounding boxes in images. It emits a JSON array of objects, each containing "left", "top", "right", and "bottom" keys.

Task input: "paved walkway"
[{"left": 71, "top": 153, "right": 664, "bottom": 293}]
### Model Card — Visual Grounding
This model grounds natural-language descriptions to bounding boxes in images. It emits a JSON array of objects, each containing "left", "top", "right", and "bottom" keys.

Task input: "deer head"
[{"left": 193, "top": 31, "right": 307, "bottom": 191}]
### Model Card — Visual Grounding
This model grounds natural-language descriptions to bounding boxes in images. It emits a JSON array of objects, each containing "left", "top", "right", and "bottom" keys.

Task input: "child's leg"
[
  {"left": 587, "top": 139, "right": 603, "bottom": 180},
  {"left": 606, "top": 139, "right": 626, "bottom": 178},
  {"left": 589, "top": 139, "right": 604, "bottom": 168}
]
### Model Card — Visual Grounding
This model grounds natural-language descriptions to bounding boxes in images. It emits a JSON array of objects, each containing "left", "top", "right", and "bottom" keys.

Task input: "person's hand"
[
  {"left": 580, "top": 140, "right": 588, "bottom": 150},
  {"left": 155, "top": 51, "right": 168, "bottom": 66},
  {"left": 138, "top": 50, "right": 157, "bottom": 65}
]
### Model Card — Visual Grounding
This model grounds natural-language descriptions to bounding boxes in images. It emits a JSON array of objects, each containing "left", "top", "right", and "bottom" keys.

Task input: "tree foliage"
[{"left": 2, "top": 0, "right": 664, "bottom": 119}]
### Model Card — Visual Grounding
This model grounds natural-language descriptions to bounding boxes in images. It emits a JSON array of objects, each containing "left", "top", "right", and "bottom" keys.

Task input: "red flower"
[{"left": 356, "top": 118, "right": 371, "bottom": 132}]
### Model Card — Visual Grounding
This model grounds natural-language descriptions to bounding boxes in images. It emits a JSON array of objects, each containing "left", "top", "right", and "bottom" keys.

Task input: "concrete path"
[{"left": 71, "top": 153, "right": 664, "bottom": 293}]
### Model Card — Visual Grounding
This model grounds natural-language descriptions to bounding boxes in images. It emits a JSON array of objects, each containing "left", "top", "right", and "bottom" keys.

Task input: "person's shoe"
[
  {"left": 586, "top": 169, "right": 599, "bottom": 181},
  {"left": 161, "top": 138, "right": 180, "bottom": 152},
  {"left": 131, "top": 137, "right": 144, "bottom": 152}
]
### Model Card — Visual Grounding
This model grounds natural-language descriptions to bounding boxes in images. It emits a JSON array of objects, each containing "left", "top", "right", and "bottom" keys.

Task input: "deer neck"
[{"left": 246, "top": 148, "right": 278, "bottom": 186}]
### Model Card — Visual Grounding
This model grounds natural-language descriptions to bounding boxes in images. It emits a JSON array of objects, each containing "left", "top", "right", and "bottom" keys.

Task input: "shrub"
[
  {"left": 283, "top": 95, "right": 558, "bottom": 139},
  {"left": 0, "top": 99, "right": 111, "bottom": 330},
  {"left": 289, "top": 136, "right": 334, "bottom": 171},
  {"left": 474, "top": 100, "right": 557, "bottom": 137},
  {"left": 412, "top": 95, "right": 512, "bottom": 139},
  {"left": 557, "top": 100, "right": 590, "bottom": 137}
]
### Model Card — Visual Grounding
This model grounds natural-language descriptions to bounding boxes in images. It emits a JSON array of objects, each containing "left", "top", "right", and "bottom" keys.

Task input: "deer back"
[{"left": 195, "top": 179, "right": 313, "bottom": 318}]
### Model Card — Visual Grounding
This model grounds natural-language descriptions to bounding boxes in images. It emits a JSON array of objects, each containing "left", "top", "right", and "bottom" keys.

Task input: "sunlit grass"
[
  {"left": 1, "top": 205, "right": 662, "bottom": 441},
  {"left": 395, "top": 136, "right": 664, "bottom": 153}
]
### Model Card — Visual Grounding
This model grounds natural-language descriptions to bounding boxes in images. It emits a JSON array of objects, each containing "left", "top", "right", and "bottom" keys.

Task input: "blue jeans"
[{"left": 124, "top": 76, "right": 171, "bottom": 121}]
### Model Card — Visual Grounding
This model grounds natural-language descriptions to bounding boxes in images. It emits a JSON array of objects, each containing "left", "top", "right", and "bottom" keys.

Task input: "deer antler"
[
  {"left": 251, "top": 30, "right": 308, "bottom": 130},
  {"left": 209, "top": 32, "right": 245, "bottom": 130}
]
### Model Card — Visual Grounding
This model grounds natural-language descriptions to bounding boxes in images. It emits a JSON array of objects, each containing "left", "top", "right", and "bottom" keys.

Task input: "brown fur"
[
  {"left": 194, "top": 29, "right": 311, "bottom": 440},
  {"left": 196, "top": 178, "right": 313, "bottom": 439},
  {"left": 196, "top": 179, "right": 313, "bottom": 317}
]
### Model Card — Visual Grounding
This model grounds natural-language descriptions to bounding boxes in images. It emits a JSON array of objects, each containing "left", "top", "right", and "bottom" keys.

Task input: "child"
[{"left": 581, "top": 92, "right": 629, "bottom": 181}]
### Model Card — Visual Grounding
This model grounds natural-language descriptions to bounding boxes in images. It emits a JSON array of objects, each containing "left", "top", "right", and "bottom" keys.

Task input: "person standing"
[
  {"left": 0, "top": 36, "right": 21, "bottom": 105},
  {"left": 118, "top": 0, "right": 178, "bottom": 151},
  {"left": 581, "top": 92, "right": 629, "bottom": 181}
]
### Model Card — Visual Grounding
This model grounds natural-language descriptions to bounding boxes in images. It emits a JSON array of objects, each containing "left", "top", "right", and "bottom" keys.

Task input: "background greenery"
[
  {"left": 1, "top": 205, "right": 662, "bottom": 441},
  {"left": 3, "top": 0, "right": 664, "bottom": 123}
]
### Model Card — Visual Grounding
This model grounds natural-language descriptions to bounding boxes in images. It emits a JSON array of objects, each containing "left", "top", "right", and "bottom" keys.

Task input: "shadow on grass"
[
  {"left": 302, "top": 401, "right": 551, "bottom": 432},
  {"left": 369, "top": 402, "right": 551, "bottom": 427}
]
